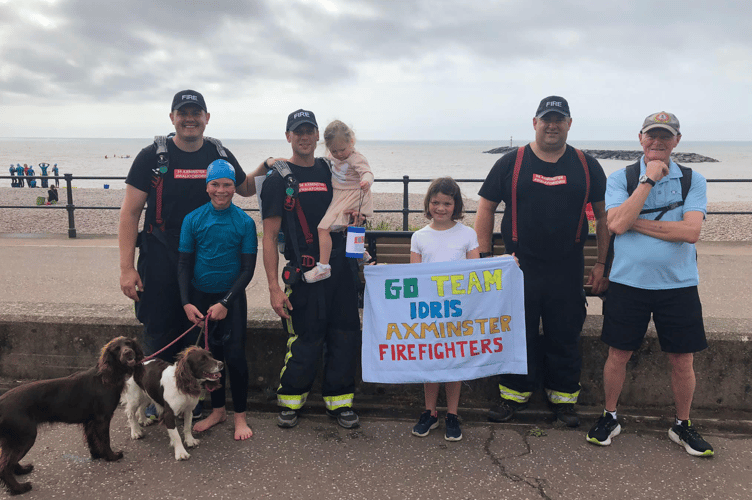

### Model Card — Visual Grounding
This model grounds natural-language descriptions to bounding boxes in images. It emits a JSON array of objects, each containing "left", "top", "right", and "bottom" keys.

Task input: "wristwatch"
[{"left": 639, "top": 174, "right": 656, "bottom": 187}]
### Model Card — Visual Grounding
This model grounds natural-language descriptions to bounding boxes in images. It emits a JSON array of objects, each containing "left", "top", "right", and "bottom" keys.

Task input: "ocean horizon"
[{"left": 2, "top": 138, "right": 751, "bottom": 201}]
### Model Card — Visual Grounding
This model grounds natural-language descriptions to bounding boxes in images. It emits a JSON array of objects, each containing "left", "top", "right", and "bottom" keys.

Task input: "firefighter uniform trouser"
[
  {"left": 497, "top": 252, "right": 587, "bottom": 405},
  {"left": 135, "top": 233, "right": 197, "bottom": 362},
  {"left": 277, "top": 244, "right": 361, "bottom": 413}
]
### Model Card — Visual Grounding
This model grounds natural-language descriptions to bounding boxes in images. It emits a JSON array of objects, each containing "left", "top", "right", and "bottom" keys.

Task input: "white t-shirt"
[{"left": 410, "top": 222, "right": 479, "bottom": 263}]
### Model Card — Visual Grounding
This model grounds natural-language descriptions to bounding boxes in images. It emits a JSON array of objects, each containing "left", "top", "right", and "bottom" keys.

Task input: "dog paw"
[
  {"left": 105, "top": 451, "right": 124, "bottom": 461},
  {"left": 11, "top": 481, "right": 33, "bottom": 494},
  {"left": 130, "top": 428, "right": 145, "bottom": 440},
  {"left": 175, "top": 449, "right": 191, "bottom": 461},
  {"left": 184, "top": 436, "right": 200, "bottom": 448},
  {"left": 142, "top": 418, "right": 157, "bottom": 427},
  {"left": 14, "top": 463, "right": 34, "bottom": 475}
]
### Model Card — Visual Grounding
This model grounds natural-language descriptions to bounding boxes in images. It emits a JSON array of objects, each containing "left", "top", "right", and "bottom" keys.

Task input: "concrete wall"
[{"left": 2, "top": 315, "right": 751, "bottom": 412}]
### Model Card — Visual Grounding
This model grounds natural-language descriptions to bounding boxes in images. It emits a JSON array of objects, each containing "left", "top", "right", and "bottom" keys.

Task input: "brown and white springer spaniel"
[
  {"left": 0, "top": 336, "right": 143, "bottom": 495},
  {"left": 124, "top": 346, "right": 222, "bottom": 461}
]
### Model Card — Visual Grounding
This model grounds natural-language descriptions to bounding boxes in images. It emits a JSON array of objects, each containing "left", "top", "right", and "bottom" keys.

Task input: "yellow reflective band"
[
  {"left": 545, "top": 388, "right": 580, "bottom": 404},
  {"left": 277, "top": 392, "right": 308, "bottom": 410},
  {"left": 498, "top": 385, "right": 532, "bottom": 404},
  {"left": 323, "top": 394, "right": 354, "bottom": 410}
]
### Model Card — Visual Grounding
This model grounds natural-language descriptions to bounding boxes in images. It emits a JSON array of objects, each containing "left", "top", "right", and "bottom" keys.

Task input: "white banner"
[{"left": 362, "top": 257, "right": 527, "bottom": 384}]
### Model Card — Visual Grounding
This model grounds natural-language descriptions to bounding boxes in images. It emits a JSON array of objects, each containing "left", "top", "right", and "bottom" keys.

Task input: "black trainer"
[
  {"left": 412, "top": 410, "right": 439, "bottom": 437},
  {"left": 552, "top": 403, "right": 580, "bottom": 428},
  {"left": 444, "top": 413, "right": 462, "bottom": 442},
  {"left": 488, "top": 400, "right": 528, "bottom": 422},
  {"left": 668, "top": 420, "right": 714, "bottom": 457},
  {"left": 277, "top": 409, "right": 299, "bottom": 428},
  {"left": 586, "top": 412, "right": 621, "bottom": 446},
  {"left": 327, "top": 409, "right": 360, "bottom": 429}
]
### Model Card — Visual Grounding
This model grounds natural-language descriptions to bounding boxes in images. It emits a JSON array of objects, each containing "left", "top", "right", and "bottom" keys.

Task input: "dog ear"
[
  {"left": 97, "top": 337, "right": 121, "bottom": 386},
  {"left": 175, "top": 348, "right": 201, "bottom": 396}
]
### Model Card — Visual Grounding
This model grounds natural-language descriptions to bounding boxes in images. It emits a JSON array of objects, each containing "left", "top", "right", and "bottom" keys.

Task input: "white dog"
[{"left": 124, "top": 347, "right": 222, "bottom": 460}]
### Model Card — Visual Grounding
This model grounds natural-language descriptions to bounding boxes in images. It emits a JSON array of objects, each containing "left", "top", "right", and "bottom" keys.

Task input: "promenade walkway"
[{"left": 1, "top": 234, "right": 752, "bottom": 499}]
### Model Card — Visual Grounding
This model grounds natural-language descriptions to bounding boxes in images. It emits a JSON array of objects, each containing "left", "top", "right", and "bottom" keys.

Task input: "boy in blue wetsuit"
[{"left": 178, "top": 159, "right": 257, "bottom": 441}]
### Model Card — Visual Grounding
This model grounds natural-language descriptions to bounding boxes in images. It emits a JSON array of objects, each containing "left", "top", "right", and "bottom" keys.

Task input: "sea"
[{"left": 2, "top": 138, "right": 751, "bottom": 202}]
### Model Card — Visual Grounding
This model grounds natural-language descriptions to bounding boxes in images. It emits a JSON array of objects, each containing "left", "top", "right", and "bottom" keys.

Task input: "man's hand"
[
  {"left": 645, "top": 160, "right": 670, "bottom": 183},
  {"left": 270, "top": 285, "right": 292, "bottom": 319},
  {"left": 207, "top": 303, "right": 228, "bottom": 321},
  {"left": 587, "top": 263, "right": 609, "bottom": 296},
  {"left": 183, "top": 304, "right": 204, "bottom": 324},
  {"left": 120, "top": 267, "right": 143, "bottom": 301}
]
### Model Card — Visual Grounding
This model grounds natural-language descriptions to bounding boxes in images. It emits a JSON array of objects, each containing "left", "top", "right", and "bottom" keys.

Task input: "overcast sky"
[{"left": 1, "top": 0, "right": 751, "bottom": 141}]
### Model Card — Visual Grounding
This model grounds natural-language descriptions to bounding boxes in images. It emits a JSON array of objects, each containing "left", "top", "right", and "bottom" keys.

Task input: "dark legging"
[{"left": 190, "top": 288, "right": 249, "bottom": 413}]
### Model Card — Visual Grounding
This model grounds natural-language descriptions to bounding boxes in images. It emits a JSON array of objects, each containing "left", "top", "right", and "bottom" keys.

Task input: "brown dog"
[{"left": 0, "top": 336, "right": 143, "bottom": 495}]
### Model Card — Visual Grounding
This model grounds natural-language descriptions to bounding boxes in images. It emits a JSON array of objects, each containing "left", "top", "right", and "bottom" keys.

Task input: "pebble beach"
[{"left": 1, "top": 187, "right": 751, "bottom": 241}]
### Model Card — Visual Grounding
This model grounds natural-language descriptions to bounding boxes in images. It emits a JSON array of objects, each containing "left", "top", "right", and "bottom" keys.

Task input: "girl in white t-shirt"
[{"left": 410, "top": 177, "right": 479, "bottom": 441}]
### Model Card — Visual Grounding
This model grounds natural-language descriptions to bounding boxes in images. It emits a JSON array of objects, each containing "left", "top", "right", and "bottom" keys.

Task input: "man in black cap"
[
  {"left": 475, "top": 96, "right": 609, "bottom": 426},
  {"left": 260, "top": 109, "right": 361, "bottom": 430},
  {"left": 119, "top": 90, "right": 256, "bottom": 368}
]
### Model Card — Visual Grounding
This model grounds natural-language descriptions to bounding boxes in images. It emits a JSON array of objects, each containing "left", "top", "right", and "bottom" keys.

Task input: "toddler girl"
[{"left": 304, "top": 120, "right": 374, "bottom": 283}]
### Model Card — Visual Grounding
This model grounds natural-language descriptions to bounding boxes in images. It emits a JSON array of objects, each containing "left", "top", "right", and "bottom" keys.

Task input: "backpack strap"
[{"left": 269, "top": 160, "right": 316, "bottom": 269}]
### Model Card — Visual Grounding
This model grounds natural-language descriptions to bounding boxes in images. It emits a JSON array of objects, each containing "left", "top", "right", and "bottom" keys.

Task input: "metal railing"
[{"left": 2, "top": 174, "right": 752, "bottom": 237}]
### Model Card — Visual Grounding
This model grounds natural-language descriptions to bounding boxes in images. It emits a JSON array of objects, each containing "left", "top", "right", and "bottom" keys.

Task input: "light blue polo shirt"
[{"left": 605, "top": 156, "right": 707, "bottom": 290}]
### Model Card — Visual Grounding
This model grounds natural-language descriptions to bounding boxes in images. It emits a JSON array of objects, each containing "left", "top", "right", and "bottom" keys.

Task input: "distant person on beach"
[
  {"left": 410, "top": 177, "right": 479, "bottom": 442},
  {"left": 260, "top": 108, "right": 361, "bottom": 430},
  {"left": 15, "top": 165, "right": 24, "bottom": 188},
  {"left": 303, "top": 119, "right": 374, "bottom": 283},
  {"left": 178, "top": 159, "right": 257, "bottom": 441},
  {"left": 586, "top": 112, "right": 713, "bottom": 457},
  {"left": 47, "top": 184, "right": 58, "bottom": 204},
  {"left": 39, "top": 163, "right": 49, "bottom": 188},
  {"left": 27, "top": 165, "right": 36, "bottom": 188},
  {"left": 52, "top": 164, "right": 59, "bottom": 187},
  {"left": 9, "top": 165, "right": 16, "bottom": 187},
  {"left": 475, "top": 95, "right": 609, "bottom": 427},
  {"left": 119, "top": 90, "right": 255, "bottom": 370}
]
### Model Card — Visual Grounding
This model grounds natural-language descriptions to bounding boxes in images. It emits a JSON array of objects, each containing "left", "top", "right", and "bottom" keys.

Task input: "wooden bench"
[{"left": 363, "top": 230, "right": 601, "bottom": 296}]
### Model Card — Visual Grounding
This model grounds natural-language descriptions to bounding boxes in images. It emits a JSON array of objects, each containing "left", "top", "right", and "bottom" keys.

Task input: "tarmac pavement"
[{"left": 0, "top": 407, "right": 750, "bottom": 500}]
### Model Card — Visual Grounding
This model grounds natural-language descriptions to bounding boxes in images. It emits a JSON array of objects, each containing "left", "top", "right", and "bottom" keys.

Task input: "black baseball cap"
[
  {"left": 286, "top": 109, "right": 318, "bottom": 131},
  {"left": 171, "top": 90, "right": 207, "bottom": 112},
  {"left": 535, "top": 96, "right": 570, "bottom": 118}
]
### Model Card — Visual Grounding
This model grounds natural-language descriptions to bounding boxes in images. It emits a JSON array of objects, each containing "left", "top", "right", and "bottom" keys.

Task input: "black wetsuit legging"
[{"left": 189, "top": 287, "right": 248, "bottom": 413}]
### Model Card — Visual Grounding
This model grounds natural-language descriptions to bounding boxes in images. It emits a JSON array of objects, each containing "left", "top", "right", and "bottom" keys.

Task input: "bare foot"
[
  {"left": 193, "top": 408, "right": 227, "bottom": 433},
  {"left": 234, "top": 412, "right": 253, "bottom": 441}
]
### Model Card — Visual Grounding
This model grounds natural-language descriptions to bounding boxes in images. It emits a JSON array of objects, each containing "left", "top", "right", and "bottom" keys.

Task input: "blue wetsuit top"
[{"left": 178, "top": 202, "right": 257, "bottom": 293}]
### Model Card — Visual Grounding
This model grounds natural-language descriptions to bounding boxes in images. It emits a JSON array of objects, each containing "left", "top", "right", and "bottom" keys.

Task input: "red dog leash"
[{"left": 141, "top": 312, "right": 211, "bottom": 363}]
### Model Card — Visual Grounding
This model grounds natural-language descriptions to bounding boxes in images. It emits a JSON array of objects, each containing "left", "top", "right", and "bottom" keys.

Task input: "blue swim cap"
[{"left": 206, "top": 159, "right": 236, "bottom": 184}]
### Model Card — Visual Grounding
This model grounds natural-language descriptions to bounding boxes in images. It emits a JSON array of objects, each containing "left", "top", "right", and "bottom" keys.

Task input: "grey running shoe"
[
  {"left": 277, "top": 410, "right": 299, "bottom": 428},
  {"left": 328, "top": 409, "right": 360, "bottom": 429}
]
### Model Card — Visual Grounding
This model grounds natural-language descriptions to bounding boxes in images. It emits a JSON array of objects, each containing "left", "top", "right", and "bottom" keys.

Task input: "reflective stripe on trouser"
[
  {"left": 276, "top": 246, "right": 360, "bottom": 410},
  {"left": 546, "top": 387, "right": 580, "bottom": 404},
  {"left": 324, "top": 394, "right": 354, "bottom": 412},
  {"left": 498, "top": 384, "right": 532, "bottom": 404},
  {"left": 277, "top": 392, "right": 309, "bottom": 410}
]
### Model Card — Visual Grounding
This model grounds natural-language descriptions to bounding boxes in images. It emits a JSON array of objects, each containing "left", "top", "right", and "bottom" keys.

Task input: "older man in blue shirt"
[{"left": 586, "top": 112, "right": 714, "bottom": 457}]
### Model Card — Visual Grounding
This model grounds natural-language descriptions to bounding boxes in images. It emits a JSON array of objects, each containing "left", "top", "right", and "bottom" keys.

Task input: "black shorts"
[{"left": 601, "top": 282, "right": 707, "bottom": 354}]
